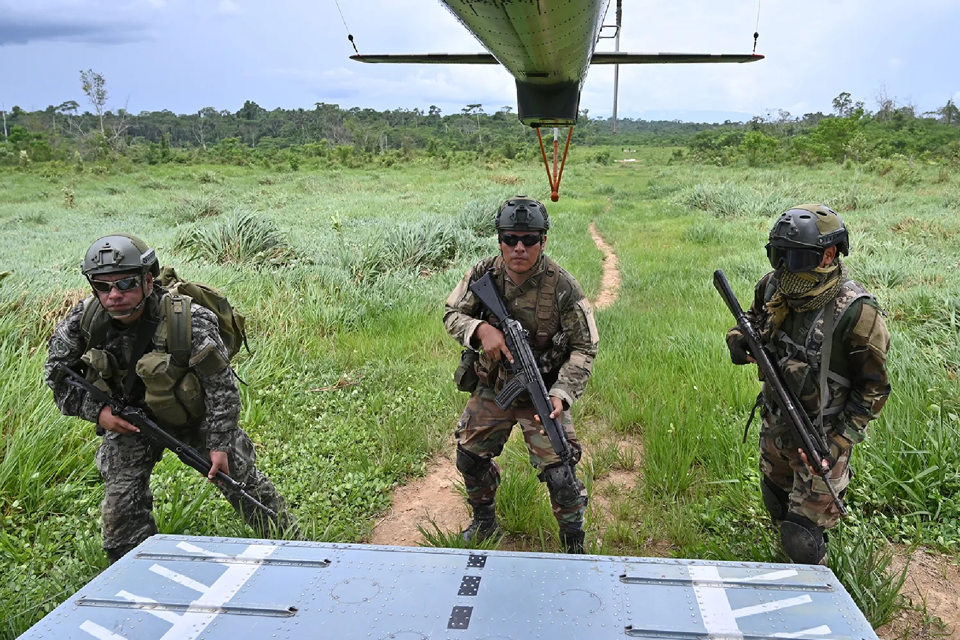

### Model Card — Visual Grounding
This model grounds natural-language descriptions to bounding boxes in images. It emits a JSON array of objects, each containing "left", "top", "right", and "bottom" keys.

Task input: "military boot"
[
  {"left": 461, "top": 502, "right": 501, "bottom": 544},
  {"left": 559, "top": 526, "right": 585, "bottom": 554}
]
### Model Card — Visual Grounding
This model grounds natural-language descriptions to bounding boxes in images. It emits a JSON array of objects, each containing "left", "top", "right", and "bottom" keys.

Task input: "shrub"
[{"left": 173, "top": 208, "right": 295, "bottom": 265}]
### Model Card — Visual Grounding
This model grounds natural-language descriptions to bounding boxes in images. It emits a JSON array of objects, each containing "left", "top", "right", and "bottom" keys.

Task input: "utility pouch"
[
  {"left": 174, "top": 372, "right": 205, "bottom": 419},
  {"left": 538, "top": 331, "right": 569, "bottom": 374},
  {"left": 454, "top": 349, "right": 480, "bottom": 393},
  {"left": 81, "top": 349, "right": 122, "bottom": 395},
  {"left": 137, "top": 351, "right": 191, "bottom": 427}
]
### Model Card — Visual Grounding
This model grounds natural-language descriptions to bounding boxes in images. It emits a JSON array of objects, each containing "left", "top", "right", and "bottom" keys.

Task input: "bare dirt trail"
[
  {"left": 589, "top": 217, "right": 621, "bottom": 311},
  {"left": 878, "top": 548, "right": 960, "bottom": 639},
  {"left": 369, "top": 455, "right": 467, "bottom": 546},
  {"left": 368, "top": 219, "right": 626, "bottom": 546}
]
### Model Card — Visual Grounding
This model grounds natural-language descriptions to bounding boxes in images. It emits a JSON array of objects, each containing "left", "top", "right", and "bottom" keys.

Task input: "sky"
[{"left": 1, "top": 0, "right": 958, "bottom": 123}]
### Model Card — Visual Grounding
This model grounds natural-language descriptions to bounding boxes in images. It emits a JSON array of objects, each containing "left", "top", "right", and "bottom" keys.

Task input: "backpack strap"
[
  {"left": 160, "top": 293, "right": 193, "bottom": 368},
  {"left": 535, "top": 257, "right": 560, "bottom": 348},
  {"left": 79, "top": 296, "right": 111, "bottom": 348},
  {"left": 816, "top": 281, "right": 873, "bottom": 429}
]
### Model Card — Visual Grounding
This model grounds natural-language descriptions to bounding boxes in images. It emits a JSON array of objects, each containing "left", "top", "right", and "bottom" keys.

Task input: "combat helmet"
[
  {"left": 82, "top": 234, "right": 160, "bottom": 279},
  {"left": 766, "top": 204, "right": 848, "bottom": 272},
  {"left": 495, "top": 197, "right": 550, "bottom": 232}
]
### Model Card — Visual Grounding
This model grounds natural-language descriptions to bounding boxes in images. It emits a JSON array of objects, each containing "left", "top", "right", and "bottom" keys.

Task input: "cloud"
[
  {"left": 217, "top": 0, "right": 240, "bottom": 14},
  {"left": 0, "top": 18, "right": 149, "bottom": 46}
]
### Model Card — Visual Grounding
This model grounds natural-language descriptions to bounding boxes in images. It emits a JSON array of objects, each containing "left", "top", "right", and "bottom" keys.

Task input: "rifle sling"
[{"left": 817, "top": 299, "right": 836, "bottom": 436}]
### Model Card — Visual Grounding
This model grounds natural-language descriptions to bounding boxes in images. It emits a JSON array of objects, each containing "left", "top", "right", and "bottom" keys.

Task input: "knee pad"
[
  {"left": 780, "top": 514, "right": 828, "bottom": 565},
  {"left": 456, "top": 445, "right": 493, "bottom": 479},
  {"left": 540, "top": 464, "right": 582, "bottom": 507},
  {"left": 761, "top": 476, "right": 789, "bottom": 523}
]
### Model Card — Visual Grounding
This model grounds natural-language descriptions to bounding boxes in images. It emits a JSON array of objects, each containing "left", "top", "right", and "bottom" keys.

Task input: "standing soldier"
[
  {"left": 45, "top": 234, "right": 297, "bottom": 564},
  {"left": 726, "top": 205, "right": 890, "bottom": 564},
  {"left": 444, "top": 197, "right": 599, "bottom": 554}
]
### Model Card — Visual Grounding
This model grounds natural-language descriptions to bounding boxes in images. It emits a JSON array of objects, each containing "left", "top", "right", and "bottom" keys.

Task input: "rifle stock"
[
  {"left": 469, "top": 272, "right": 573, "bottom": 464},
  {"left": 713, "top": 269, "right": 847, "bottom": 517},
  {"left": 58, "top": 366, "right": 278, "bottom": 519}
]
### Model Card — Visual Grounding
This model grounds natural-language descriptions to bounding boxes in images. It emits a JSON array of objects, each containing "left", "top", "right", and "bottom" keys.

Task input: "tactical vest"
[
  {"left": 79, "top": 292, "right": 206, "bottom": 429},
  {"left": 476, "top": 255, "right": 564, "bottom": 392},
  {"left": 759, "top": 276, "right": 872, "bottom": 428}
]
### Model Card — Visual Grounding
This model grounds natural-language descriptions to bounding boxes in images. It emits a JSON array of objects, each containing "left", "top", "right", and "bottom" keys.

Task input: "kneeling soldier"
[{"left": 45, "top": 234, "right": 297, "bottom": 564}]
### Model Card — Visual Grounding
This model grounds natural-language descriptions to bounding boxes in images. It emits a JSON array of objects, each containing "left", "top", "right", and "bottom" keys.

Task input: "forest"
[{"left": 2, "top": 71, "right": 958, "bottom": 171}]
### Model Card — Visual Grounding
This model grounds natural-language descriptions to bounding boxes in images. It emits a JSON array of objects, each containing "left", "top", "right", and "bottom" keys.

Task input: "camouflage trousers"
[
  {"left": 455, "top": 395, "right": 588, "bottom": 530},
  {"left": 759, "top": 416, "right": 853, "bottom": 528},
  {"left": 95, "top": 427, "right": 297, "bottom": 555}
]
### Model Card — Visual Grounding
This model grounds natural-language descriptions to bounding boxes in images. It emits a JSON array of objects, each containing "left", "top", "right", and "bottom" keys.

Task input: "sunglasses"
[
  {"left": 766, "top": 244, "right": 824, "bottom": 273},
  {"left": 90, "top": 275, "right": 142, "bottom": 293},
  {"left": 499, "top": 233, "right": 542, "bottom": 247}
]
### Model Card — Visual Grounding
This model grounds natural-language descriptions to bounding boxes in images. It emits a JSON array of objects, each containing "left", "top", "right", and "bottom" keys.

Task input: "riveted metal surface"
[
  {"left": 457, "top": 575, "right": 482, "bottom": 596},
  {"left": 18, "top": 534, "right": 879, "bottom": 640}
]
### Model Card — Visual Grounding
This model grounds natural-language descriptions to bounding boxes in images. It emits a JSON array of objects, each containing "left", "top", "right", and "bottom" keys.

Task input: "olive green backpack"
[{"left": 157, "top": 266, "right": 248, "bottom": 364}]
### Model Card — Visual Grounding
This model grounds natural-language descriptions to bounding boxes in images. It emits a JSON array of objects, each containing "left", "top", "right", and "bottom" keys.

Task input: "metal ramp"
[{"left": 19, "top": 534, "right": 878, "bottom": 640}]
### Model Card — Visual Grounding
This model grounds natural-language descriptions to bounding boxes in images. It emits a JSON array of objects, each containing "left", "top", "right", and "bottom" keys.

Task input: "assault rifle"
[
  {"left": 58, "top": 366, "right": 278, "bottom": 519},
  {"left": 713, "top": 269, "right": 847, "bottom": 517},
  {"left": 469, "top": 272, "right": 573, "bottom": 465}
]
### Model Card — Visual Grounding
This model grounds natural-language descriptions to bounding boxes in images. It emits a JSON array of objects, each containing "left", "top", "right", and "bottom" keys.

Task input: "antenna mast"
[{"left": 612, "top": 0, "right": 622, "bottom": 134}]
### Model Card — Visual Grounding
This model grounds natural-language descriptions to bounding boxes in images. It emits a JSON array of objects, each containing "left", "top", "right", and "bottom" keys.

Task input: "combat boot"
[
  {"left": 461, "top": 502, "right": 501, "bottom": 544},
  {"left": 559, "top": 526, "right": 585, "bottom": 554}
]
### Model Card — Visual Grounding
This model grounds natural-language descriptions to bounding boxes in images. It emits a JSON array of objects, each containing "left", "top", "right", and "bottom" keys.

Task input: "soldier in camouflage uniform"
[
  {"left": 444, "top": 197, "right": 599, "bottom": 554},
  {"left": 726, "top": 205, "right": 890, "bottom": 565},
  {"left": 45, "top": 235, "right": 296, "bottom": 564}
]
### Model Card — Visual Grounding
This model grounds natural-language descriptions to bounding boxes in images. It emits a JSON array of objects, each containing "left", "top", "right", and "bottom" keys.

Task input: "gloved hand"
[{"left": 726, "top": 331, "right": 753, "bottom": 365}]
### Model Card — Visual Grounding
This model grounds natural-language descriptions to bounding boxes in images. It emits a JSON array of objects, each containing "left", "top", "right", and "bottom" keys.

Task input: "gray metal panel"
[
  {"left": 19, "top": 534, "right": 879, "bottom": 640},
  {"left": 438, "top": 0, "right": 610, "bottom": 87}
]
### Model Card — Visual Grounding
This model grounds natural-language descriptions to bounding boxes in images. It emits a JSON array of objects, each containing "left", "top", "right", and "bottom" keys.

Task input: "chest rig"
[
  {"left": 759, "top": 275, "right": 872, "bottom": 428},
  {"left": 79, "top": 291, "right": 204, "bottom": 429},
  {"left": 476, "top": 256, "right": 563, "bottom": 393}
]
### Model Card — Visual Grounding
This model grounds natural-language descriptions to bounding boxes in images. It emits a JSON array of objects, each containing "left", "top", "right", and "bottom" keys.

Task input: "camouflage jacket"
[
  {"left": 727, "top": 270, "right": 891, "bottom": 443},
  {"left": 45, "top": 290, "right": 240, "bottom": 451},
  {"left": 444, "top": 255, "right": 599, "bottom": 408}
]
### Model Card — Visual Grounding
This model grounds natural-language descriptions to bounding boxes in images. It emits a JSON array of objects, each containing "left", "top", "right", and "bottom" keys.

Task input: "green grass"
[{"left": 1, "top": 151, "right": 958, "bottom": 636}]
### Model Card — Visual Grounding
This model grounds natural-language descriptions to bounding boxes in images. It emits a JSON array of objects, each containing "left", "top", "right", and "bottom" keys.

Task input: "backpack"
[{"left": 157, "top": 266, "right": 249, "bottom": 363}]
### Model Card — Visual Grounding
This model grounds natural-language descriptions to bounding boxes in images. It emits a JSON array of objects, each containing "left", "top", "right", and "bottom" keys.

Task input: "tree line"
[{"left": 1, "top": 70, "right": 957, "bottom": 170}]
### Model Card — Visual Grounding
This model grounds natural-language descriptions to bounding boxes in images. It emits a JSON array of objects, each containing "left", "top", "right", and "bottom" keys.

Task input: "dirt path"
[
  {"left": 589, "top": 220, "right": 621, "bottom": 311},
  {"left": 878, "top": 548, "right": 960, "bottom": 639},
  {"left": 369, "top": 456, "right": 467, "bottom": 546}
]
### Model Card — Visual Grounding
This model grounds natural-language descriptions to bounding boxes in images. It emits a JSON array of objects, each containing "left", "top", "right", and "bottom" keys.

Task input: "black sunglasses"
[
  {"left": 90, "top": 275, "right": 142, "bottom": 293},
  {"left": 766, "top": 244, "right": 824, "bottom": 273},
  {"left": 499, "top": 233, "right": 542, "bottom": 247}
]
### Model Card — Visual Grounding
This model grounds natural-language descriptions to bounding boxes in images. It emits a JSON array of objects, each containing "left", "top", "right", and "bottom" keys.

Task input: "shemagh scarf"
[{"left": 766, "top": 258, "right": 845, "bottom": 333}]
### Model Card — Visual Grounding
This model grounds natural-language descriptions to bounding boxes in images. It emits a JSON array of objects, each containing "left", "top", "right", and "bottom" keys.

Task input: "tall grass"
[{"left": 1, "top": 157, "right": 956, "bottom": 637}]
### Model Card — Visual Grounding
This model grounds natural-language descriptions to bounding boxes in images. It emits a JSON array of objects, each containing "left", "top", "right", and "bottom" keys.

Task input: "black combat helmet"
[
  {"left": 82, "top": 234, "right": 160, "bottom": 279},
  {"left": 495, "top": 197, "right": 550, "bottom": 232},
  {"left": 766, "top": 204, "right": 849, "bottom": 273}
]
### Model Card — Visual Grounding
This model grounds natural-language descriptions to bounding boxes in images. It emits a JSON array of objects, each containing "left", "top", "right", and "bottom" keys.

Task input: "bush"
[{"left": 173, "top": 208, "right": 296, "bottom": 265}]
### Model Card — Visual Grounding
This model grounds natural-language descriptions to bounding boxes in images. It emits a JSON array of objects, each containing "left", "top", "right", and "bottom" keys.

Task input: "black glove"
[{"left": 726, "top": 331, "right": 752, "bottom": 365}]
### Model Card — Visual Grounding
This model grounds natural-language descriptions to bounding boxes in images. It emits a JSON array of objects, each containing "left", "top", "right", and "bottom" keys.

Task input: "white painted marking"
[
  {"left": 80, "top": 621, "right": 129, "bottom": 640},
  {"left": 728, "top": 570, "right": 799, "bottom": 583},
  {"left": 158, "top": 543, "right": 277, "bottom": 640},
  {"left": 117, "top": 590, "right": 182, "bottom": 625},
  {"left": 688, "top": 565, "right": 742, "bottom": 637},
  {"left": 176, "top": 542, "right": 228, "bottom": 558},
  {"left": 150, "top": 565, "right": 211, "bottom": 594},
  {"left": 773, "top": 625, "right": 833, "bottom": 638},
  {"left": 732, "top": 595, "right": 813, "bottom": 618}
]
